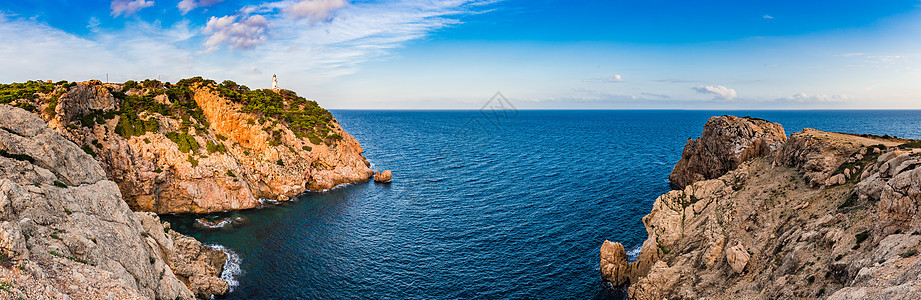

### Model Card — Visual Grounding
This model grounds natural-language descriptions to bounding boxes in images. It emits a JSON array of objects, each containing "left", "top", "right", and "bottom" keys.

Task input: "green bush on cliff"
[
  {"left": 240, "top": 88, "right": 337, "bottom": 144},
  {"left": 206, "top": 140, "right": 227, "bottom": 154},
  {"left": 166, "top": 131, "right": 199, "bottom": 153},
  {"left": 187, "top": 155, "right": 199, "bottom": 167},
  {"left": 0, "top": 80, "right": 55, "bottom": 104}
]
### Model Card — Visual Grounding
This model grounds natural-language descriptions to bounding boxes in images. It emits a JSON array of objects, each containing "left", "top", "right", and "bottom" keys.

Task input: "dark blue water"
[{"left": 162, "top": 110, "right": 921, "bottom": 299}]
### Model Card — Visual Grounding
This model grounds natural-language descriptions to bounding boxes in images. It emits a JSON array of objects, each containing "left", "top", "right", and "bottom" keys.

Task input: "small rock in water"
[{"left": 374, "top": 170, "right": 392, "bottom": 183}]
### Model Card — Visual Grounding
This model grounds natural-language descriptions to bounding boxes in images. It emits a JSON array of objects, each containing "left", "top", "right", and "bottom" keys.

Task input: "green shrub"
[
  {"left": 53, "top": 181, "right": 67, "bottom": 188},
  {"left": 187, "top": 155, "right": 198, "bottom": 167},
  {"left": 302, "top": 145, "right": 312, "bottom": 151},
  {"left": 81, "top": 145, "right": 96, "bottom": 157},
  {"left": 226, "top": 170, "right": 236, "bottom": 177},
  {"left": 901, "top": 249, "right": 918, "bottom": 258},
  {"left": 276, "top": 159, "right": 284, "bottom": 166},
  {"left": 898, "top": 141, "right": 921, "bottom": 149},
  {"left": 166, "top": 132, "right": 199, "bottom": 153}
]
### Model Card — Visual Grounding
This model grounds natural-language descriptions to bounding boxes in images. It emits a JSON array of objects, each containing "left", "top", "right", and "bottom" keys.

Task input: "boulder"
[{"left": 725, "top": 242, "right": 750, "bottom": 274}]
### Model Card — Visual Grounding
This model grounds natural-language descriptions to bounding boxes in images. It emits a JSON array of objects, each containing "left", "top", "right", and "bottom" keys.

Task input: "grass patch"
[
  {"left": 901, "top": 249, "right": 918, "bottom": 258},
  {"left": 53, "top": 181, "right": 67, "bottom": 188}
]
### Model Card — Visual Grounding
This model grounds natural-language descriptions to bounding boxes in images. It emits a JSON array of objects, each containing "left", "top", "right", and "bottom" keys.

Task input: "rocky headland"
[
  {"left": 0, "top": 105, "right": 226, "bottom": 299},
  {"left": 601, "top": 115, "right": 921, "bottom": 299},
  {"left": 3, "top": 78, "right": 372, "bottom": 213}
]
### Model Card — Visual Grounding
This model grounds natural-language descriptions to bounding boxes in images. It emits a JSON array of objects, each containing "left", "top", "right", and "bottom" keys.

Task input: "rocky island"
[{"left": 602, "top": 115, "right": 921, "bottom": 299}]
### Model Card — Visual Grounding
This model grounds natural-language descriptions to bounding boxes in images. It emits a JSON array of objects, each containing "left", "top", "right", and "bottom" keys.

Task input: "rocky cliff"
[
  {"left": 2, "top": 78, "right": 372, "bottom": 213},
  {"left": 602, "top": 116, "right": 921, "bottom": 299},
  {"left": 669, "top": 115, "right": 786, "bottom": 189},
  {"left": 0, "top": 105, "right": 227, "bottom": 299}
]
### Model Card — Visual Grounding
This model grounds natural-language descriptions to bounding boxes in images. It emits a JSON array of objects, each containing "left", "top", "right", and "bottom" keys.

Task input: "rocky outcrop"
[
  {"left": 669, "top": 115, "right": 786, "bottom": 189},
  {"left": 20, "top": 79, "right": 372, "bottom": 213},
  {"left": 374, "top": 170, "right": 392, "bottom": 183},
  {"left": 136, "top": 212, "right": 229, "bottom": 298},
  {"left": 602, "top": 115, "right": 921, "bottom": 299},
  {"left": 0, "top": 105, "right": 227, "bottom": 299}
]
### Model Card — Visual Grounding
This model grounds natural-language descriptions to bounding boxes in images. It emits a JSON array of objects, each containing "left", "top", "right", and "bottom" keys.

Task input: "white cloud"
[
  {"left": 178, "top": 0, "right": 226, "bottom": 15},
  {"left": 202, "top": 14, "right": 270, "bottom": 51},
  {"left": 762, "top": 15, "right": 773, "bottom": 19},
  {"left": 284, "top": 0, "right": 347, "bottom": 23},
  {"left": 110, "top": 0, "right": 155, "bottom": 17},
  {"left": 842, "top": 52, "right": 864, "bottom": 57},
  {"left": 693, "top": 85, "right": 737, "bottom": 100}
]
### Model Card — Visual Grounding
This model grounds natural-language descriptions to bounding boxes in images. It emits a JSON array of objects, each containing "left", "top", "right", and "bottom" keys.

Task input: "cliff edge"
[
  {"left": 669, "top": 115, "right": 786, "bottom": 189},
  {"left": 0, "top": 105, "right": 227, "bottom": 299},
  {"left": 2, "top": 78, "right": 372, "bottom": 213},
  {"left": 602, "top": 116, "right": 921, "bottom": 299}
]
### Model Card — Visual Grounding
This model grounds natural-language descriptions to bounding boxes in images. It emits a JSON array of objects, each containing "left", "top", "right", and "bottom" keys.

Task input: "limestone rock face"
[
  {"left": 0, "top": 105, "right": 229, "bottom": 299},
  {"left": 602, "top": 115, "right": 921, "bottom": 299},
  {"left": 28, "top": 80, "right": 372, "bottom": 213},
  {"left": 669, "top": 115, "right": 786, "bottom": 189},
  {"left": 374, "top": 170, "right": 392, "bottom": 183}
]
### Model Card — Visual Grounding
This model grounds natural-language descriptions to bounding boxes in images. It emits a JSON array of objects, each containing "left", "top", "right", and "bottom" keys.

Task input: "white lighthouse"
[{"left": 272, "top": 74, "right": 278, "bottom": 90}]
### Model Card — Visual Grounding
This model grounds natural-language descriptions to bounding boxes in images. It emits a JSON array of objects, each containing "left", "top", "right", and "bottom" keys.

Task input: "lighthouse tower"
[{"left": 272, "top": 74, "right": 278, "bottom": 90}]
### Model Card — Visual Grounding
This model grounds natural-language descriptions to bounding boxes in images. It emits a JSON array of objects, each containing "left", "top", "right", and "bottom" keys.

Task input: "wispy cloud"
[
  {"left": 0, "top": 0, "right": 497, "bottom": 89},
  {"left": 583, "top": 74, "right": 624, "bottom": 83},
  {"left": 780, "top": 93, "right": 848, "bottom": 103},
  {"left": 693, "top": 85, "right": 737, "bottom": 100},
  {"left": 111, "top": 0, "right": 155, "bottom": 17},
  {"left": 284, "top": 0, "right": 348, "bottom": 23},
  {"left": 762, "top": 15, "right": 773, "bottom": 19},
  {"left": 655, "top": 78, "right": 696, "bottom": 83},
  {"left": 641, "top": 92, "right": 671, "bottom": 99},
  {"left": 178, "top": 0, "right": 226, "bottom": 15}
]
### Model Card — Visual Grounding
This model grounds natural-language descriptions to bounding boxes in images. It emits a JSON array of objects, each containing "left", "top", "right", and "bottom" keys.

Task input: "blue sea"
[{"left": 162, "top": 110, "right": 921, "bottom": 299}]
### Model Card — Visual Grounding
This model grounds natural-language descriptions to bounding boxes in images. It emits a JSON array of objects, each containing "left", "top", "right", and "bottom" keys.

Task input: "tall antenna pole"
[{"left": 106, "top": 73, "right": 109, "bottom": 83}]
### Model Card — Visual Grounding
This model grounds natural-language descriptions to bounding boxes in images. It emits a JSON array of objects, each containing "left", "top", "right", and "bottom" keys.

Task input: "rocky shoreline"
[{"left": 601, "top": 115, "right": 921, "bottom": 299}]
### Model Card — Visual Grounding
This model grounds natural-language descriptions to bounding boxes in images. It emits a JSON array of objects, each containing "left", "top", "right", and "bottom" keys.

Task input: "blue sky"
[{"left": 1, "top": 0, "right": 920, "bottom": 109}]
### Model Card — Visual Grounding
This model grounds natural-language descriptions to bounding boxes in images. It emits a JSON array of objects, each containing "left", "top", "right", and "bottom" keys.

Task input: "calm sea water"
[{"left": 162, "top": 110, "right": 921, "bottom": 299}]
